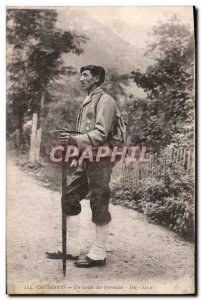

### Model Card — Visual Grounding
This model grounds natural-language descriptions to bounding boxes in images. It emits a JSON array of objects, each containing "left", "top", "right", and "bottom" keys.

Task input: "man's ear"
[{"left": 94, "top": 75, "right": 100, "bottom": 84}]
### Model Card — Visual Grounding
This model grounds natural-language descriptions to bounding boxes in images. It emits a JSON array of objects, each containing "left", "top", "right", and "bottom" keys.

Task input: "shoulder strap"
[{"left": 94, "top": 92, "right": 105, "bottom": 115}]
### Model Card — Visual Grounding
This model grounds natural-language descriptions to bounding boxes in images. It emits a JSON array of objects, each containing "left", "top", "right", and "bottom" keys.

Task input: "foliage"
[
  {"left": 129, "top": 17, "right": 194, "bottom": 150},
  {"left": 40, "top": 76, "right": 82, "bottom": 156},
  {"left": 111, "top": 18, "right": 195, "bottom": 240},
  {"left": 6, "top": 9, "right": 87, "bottom": 148},
  {"left": 102, "top": 69, "right": 130, "bottom": 103},
  {"left": 111, "top": 160, "right": 194, "bottom": 241}
]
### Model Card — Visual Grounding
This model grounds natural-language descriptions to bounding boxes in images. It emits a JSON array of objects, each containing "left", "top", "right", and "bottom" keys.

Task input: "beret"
[{"left": 80, "top": 65, "right": 105, "bottom": 83}]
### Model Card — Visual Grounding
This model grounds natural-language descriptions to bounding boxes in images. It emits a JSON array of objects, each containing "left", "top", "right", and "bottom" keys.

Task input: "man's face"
[{"left": 80, "top": 70, "right": 98, "bottom": 90}]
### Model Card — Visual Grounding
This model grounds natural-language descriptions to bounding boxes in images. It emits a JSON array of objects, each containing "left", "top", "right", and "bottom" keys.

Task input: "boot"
[{"left": 74, "top": 223, "right": 109, "bottom": 268}]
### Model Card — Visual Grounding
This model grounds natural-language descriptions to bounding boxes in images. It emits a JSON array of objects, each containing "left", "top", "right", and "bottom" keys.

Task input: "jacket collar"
[{"left": 81, "top": 87, "right": 103, "bottom": 108}]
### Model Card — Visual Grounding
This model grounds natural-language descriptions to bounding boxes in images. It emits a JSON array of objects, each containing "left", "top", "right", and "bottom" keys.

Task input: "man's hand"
[
  {"left": 60, "top": 130, "right": 70, "bottom": 145},
  {"left": 70, "top": 159, "right": 78, "bottom": 168},
  {"left": 60, "top": 128, "right": 77, "bottom": 145}
]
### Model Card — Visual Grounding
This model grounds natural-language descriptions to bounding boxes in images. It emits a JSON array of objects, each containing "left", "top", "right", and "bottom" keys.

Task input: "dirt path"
[{"left": 6, "top": 156, "right": 194, "bottom": 295}]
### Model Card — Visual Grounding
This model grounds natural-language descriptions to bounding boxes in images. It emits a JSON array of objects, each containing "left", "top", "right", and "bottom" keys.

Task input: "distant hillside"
[{"left": 57, "top": 9, "right": 148, "bottom": 74}]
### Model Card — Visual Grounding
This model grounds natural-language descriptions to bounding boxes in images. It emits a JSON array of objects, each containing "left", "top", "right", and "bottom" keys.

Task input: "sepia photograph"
[{"left": 6, "top": 6, "right": 195, "bottom": 295}]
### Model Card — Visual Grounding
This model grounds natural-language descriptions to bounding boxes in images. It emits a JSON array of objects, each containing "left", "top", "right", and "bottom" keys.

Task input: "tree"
[
  {"left": 7, "top": 9, "right": 87, "bottom": 161},
  {"left": 130, "top": 17, "right": 194, "bottom": 150},
  {"left": 40, "top": 75, "right": 83, "bottom": 156},
  {"left": 102, "top": 68, "right": 129, "bottom": 102}
]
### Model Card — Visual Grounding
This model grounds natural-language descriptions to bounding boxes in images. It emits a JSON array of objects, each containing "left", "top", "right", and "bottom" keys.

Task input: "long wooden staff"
[
  {"left": 50, "top": 129, "right": 82, "bottom": 277},
  {"left": 61, "top": 145, "right": 67, "bottom": 277}
]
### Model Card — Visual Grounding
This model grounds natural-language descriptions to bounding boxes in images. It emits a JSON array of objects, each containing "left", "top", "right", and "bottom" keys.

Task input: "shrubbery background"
[{"left": 111, "top": 157, "right": 194, "bottom": 241}]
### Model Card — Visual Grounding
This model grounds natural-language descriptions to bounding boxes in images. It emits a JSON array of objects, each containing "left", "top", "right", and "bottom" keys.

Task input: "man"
[{"left": 47, "top": 65, "right": 116, "bottom": 268}]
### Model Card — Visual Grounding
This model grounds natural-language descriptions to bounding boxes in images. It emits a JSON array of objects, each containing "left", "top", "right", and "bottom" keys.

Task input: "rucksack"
[{"left": 95, "top": 92, "right": 127, "bottom": 146}]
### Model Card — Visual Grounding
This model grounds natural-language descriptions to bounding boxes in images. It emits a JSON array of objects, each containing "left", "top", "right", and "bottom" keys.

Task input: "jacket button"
[
  {"left": 86, "top": 126, "right": 90, "bottom": 130},
  {"left": 87, "top": 120, "right": 90, "bottom": 124}
]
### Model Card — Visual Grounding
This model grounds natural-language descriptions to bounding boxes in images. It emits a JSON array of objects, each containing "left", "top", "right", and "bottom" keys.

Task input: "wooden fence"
[{"left": 111, "top": 147, "right": 194, "bottom": 188}]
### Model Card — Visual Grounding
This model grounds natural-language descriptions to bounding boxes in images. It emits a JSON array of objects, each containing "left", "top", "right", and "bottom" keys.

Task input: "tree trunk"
[
  {"left": 29, "top": 112, "right": 38, "bottom": 162},
  {"left": 29, "top": 93, "right": 45, "bottom": 163},
  {"left": 14, "top": 116, "right": 24, "bottom": 153}
]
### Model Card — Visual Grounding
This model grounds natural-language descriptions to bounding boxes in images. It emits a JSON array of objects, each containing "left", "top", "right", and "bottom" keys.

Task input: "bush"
[{"left": 111, "top": 166, "right": 194, "bottom": 241}]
